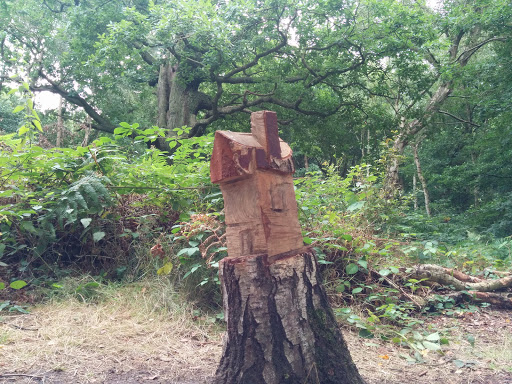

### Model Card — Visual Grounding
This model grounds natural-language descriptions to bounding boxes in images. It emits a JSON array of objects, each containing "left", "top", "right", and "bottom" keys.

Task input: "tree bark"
[
  {"left": 413, "top": 174, "right": 418, "bottom": 211},
  {"left": 412, "top": 144, "right": 431, "bottom": 217},
  {"left": 155, "top": 63, "right": 211, "bottom": 151},
  {"left": 56, "top": 96, "right": 63, "bottom": 147},
  {"left": 82, "top": 116, "right": 91, "bottom": 146},
  {"left": 214, "top": 249, "right": 365, "bottom": 384}
]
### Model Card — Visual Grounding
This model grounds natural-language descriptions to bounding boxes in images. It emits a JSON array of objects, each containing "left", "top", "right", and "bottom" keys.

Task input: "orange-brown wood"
[
  {"left": 250, "top": 110, "right": 281, "bottom": 159},
  {"left": 211, "top": 111, "right": 303, "bottom": 259}
]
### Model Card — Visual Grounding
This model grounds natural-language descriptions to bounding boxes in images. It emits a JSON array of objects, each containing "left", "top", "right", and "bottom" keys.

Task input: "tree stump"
[
  {"left": 210, "top": 111, "right": 365, "bottom": 384},
  {"left": 215, "top": 250, "right": 364, "bottom": 384}
]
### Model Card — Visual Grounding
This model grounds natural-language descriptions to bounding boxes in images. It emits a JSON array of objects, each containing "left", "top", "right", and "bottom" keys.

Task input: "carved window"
[
  {"left": 270, "top": 185, "right": 286, "bottom": 212},
  {"left": 240, "top": 229, "right": 254, "bottom": 256}
]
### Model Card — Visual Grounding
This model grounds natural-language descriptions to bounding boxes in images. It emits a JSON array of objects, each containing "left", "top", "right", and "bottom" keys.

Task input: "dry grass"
[
  {"left": 0, "top": 279, "right": 222, "bottom": 383},
  {"left": 0, "top": 278, "right": 510, "bottom": 384}
]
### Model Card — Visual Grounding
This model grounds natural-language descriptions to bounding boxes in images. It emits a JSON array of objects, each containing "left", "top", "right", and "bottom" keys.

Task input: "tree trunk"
[
  {"left": 413, "top": 174, "right": 418, "bottom": 211},
  {"left": 82, "top": 116, "right": 91, "bottom": 147},
  {"left": 385, "top": 82, "right": 454, "bottom": 193},
  {"left": 214, "top": 249, "right": 365, "bottom": 384},
  {"left": 56, "top": 96, "right": 63, "bottom": 147},
  {"left": 412, "top": 144, "right": 431, "bottom": 217},
  {"left": 385, "top": 118, "right": 408, "bottom": 193},
  {"left": 155, "top": 63, "right": 211, "bottom": 151}
]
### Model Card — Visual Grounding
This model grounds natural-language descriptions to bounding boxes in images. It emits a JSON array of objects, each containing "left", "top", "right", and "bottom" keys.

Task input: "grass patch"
[{"left": 0, "top": 278, "right": 222, "bottom": 382}]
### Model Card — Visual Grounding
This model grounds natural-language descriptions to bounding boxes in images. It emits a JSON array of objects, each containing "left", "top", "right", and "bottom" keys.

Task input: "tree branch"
[
  {"left": 438, "top": 110, "right": 480, "bottom": 127},
  {"left": 455, "top": 37, "right": 507, "bottom": 66},
  {"left": 219, "top": 32, "right": 288, "bottom": 80},
  {"left": 132, "top": 41, "right": 157, "bottom": 66},
  {"left": 36, "top": 71, "right": 116, "bottom": 134}
]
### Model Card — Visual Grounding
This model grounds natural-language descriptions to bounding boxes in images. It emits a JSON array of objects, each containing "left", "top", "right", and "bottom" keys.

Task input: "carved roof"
[{"left": 210, "top": 112, "right": 294, "bottom": 184}]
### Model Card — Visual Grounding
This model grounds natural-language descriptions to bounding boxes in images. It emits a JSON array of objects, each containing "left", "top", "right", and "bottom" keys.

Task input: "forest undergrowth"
[{"left": 0, "top": 91, "right": 511, "bottom": 374}]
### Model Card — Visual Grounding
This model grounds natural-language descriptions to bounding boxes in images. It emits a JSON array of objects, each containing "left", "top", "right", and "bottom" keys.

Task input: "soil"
[{"left": 1, "top": 294, "right": 511, "bottom": 383}]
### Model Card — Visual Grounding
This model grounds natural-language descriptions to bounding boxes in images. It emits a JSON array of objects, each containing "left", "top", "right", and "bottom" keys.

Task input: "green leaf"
[
  {"left": 352, "top": 287, "right": 363, "bottom": 294},
  {"left": 114, "top": 127, "right": 129, "bottom": 135},
  {"left": 425, "top": 332, "right": 440, "bottom": 341},
  {"left": 303, "top": 237, "right": 313, "bottom": 245},
  {"left": 10, "top": 280, "right": 28, "bottom": 290},
  {"left": 157, "top": 261, "right": 173, "bottom": 275},
  {"left": 379, "top": 269, "right": 391, "bottom": 276},
  {"left": 80, "top": 218, "right": 92, "bottom": 228},
  {"left": 93, "top": 231, "right": 105, "bottom": 242},
  {"left": 183, "top": 264, "right": 201, "bottom": 279},
  {"left": 32, "top": 119, "right": 43, "bottom": 132},
  {"left": 177, "top": 247, "right": 199, "bottom": 257},
  {"left": 422, "top": 341, "right": 441, "bottom": 351},
  {"left": 357, "top": 259, "right": 368, "bottom": 269},
  {"left": 20, "top": 221, "right": 37, "bottom": 234},
  {"left": 10, "top": 305, "right": 29, "bottom": 314},
  {"left": 358, "top": 329, "right": 374, "bottom": 338},
  {"left": 13, "top": 105, "right": 25, "bottom": 113},
  {"left": 0, "top": 282, "right": 5, "bottom": 290},
  {"left": 466, "top": 334, "right": 475, "bottom": 347},
  {"left": 453, "top": 360, "right": 465, "bottom": 368},
  {"left": 347, "top": 201, "right": 365, "bottom": 212},
  {"left": 346, "top": 263, "right": 359, "bottom": 275}
]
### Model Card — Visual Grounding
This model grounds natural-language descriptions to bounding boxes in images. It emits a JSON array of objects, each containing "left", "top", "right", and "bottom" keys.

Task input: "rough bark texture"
[
  {"left": 214, "top": 249, "right": 365, "bottom": 384},
  {"left": 56, "top": 96, "right": 63, "bottom": 147},
  {"left": 155, "top": 63, "right": 211, "bottom": 151},
  {"left": 412, "top": 144, "right": 431, "bottom": 217}
]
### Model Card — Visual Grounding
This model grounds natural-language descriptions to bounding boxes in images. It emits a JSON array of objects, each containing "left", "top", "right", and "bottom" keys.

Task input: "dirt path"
[{"left": 1, "top": 295, "right": 511, "bottom": 383}]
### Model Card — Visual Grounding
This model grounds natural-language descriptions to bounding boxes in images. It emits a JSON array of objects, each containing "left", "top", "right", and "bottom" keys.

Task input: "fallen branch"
[
  {"left": 411, "top": 264, "right": 512, "bottom": 292},
  {"left": 427, "top": 291, "right": 512, "bottom": 310}
]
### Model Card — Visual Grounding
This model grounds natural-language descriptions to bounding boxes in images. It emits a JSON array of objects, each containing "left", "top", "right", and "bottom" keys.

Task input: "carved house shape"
[{"left": 210, "top": 111, "right": 304, "bottom": 259}]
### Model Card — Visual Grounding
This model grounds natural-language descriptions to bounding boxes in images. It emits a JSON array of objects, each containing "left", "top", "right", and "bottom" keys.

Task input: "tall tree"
[
  {"left": 373, "top": 0, "right": 512, "bottom": 191},
  {"left": 4, "top": 0, "right": 373, "bottom": 151}
]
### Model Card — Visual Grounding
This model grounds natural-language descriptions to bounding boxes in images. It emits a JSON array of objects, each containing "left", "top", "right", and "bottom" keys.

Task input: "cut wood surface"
[{"left": 220, "top": 170, "right": 303, "bottom": 258}]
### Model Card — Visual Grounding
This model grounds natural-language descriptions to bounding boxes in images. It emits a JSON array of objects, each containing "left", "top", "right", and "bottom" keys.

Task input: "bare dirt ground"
[{"left": 1, "top": 285, "right": 511, "bottom": 384}]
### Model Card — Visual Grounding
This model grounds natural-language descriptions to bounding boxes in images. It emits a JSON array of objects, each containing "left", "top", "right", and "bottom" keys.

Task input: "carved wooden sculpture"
[{"left": 210, "top": 111, "right": 365, "bottom": 384}]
